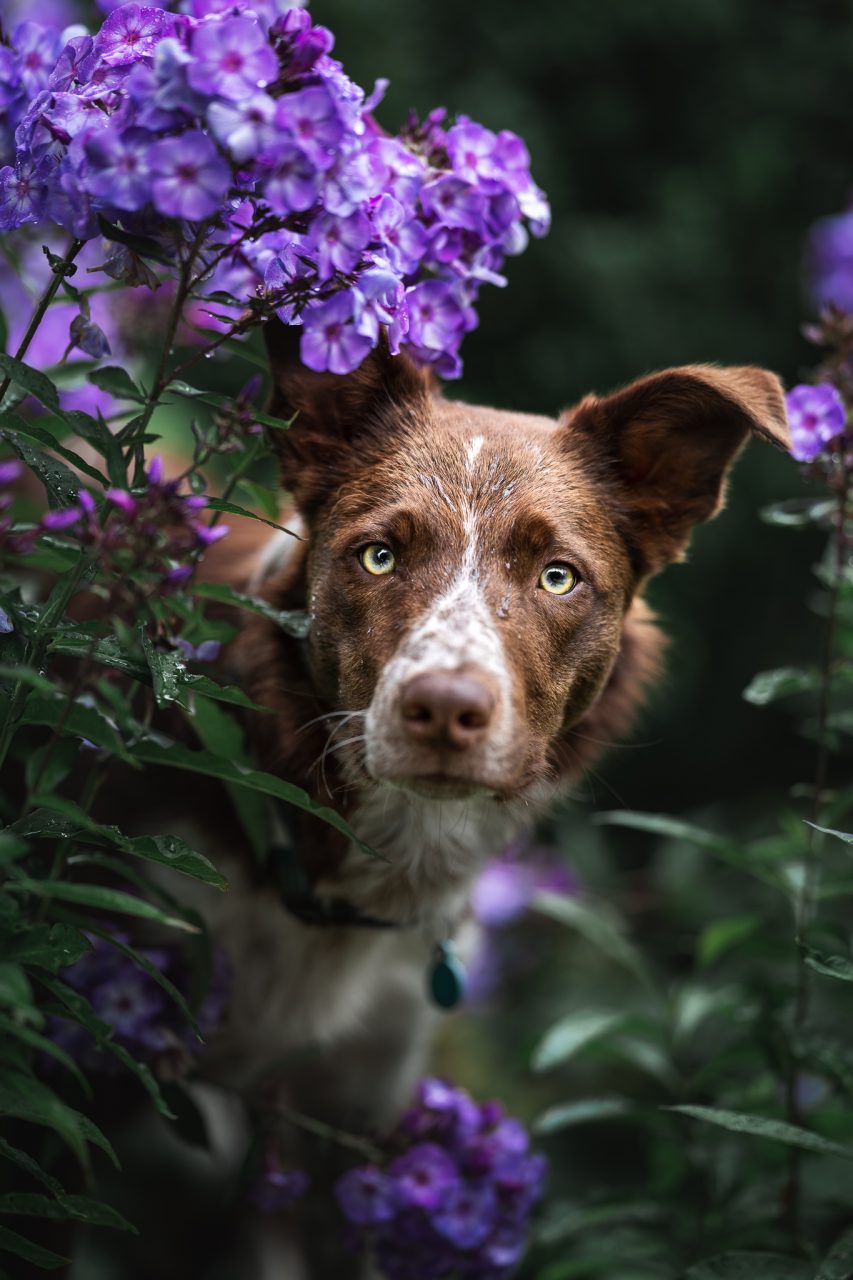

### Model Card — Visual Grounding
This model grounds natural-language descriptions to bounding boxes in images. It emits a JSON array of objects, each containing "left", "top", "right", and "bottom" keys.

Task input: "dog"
[{"left": 133, "top": 321, "right": 789, "bottom": 1276}]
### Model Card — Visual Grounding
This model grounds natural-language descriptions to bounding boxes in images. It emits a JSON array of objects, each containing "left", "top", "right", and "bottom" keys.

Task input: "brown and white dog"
[{"left": 156, "top": 325, "right": 789, "bottom": 1275}]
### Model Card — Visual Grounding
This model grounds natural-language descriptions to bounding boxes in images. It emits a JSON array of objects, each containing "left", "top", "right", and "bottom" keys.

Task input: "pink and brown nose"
[{"left": 400, "top": 670, "right": 496, "bottom": 750}]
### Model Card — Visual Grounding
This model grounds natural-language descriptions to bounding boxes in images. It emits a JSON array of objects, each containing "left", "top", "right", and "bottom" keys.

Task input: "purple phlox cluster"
[
  {"left": 785, "top": 383, "right": 847, "bottom": 463},
  {"left": 249, "top": 1143, "right": 311, "bottom": 1212},
  {"left": 7, "top": 455, "right": 228, "bottom": 591},
  {"left": 1, "top": 1, "right": 549, "bottom": 379},
  {"left": 335, "top": 1078, "right": 546, "bottom": 1279},
  {"left": 50, "top": 928, "right": 231, "bottom": 1074}
]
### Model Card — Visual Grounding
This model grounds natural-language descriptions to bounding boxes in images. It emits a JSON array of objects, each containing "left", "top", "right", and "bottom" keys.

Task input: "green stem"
[
  {"left": 0, "top": 239, "right": 84, "bottom": 404},
  {"left": 783, "top": 461, "right": 850, "bottom": 1245}
]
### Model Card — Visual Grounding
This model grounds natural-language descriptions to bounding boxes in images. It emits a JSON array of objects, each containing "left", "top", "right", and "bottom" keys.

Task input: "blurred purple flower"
[
  {"left": 149, "top": 130, "right": 230, "bottom": 220},
  {"left": 336, "top": 1167, "right": 397, "bottom": 1225},
  {"left": 300, "top": 291, "right": 375, "bottom": 375},
  {"left": 390, "top": 1144, "right": 458, "bottom": 1211},
  {"left": 807, "top": 209, "right": 853, "bottom": 313},
  {"left": 471, "top": 843, "right": 578, "bottom": 927},
  {"left": 785, "top": 383, "right": 847, "bottom": 463},
  {"left": 84, "top": 125, "right": 154, "bottom": 212}
]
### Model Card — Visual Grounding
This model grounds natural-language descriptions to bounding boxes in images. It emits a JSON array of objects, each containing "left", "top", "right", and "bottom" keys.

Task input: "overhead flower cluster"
[
  {"left": 0, "top": 2, "right": 550, "bottom": 378},
  {"left": 335, "top": 1077, "right": 546, "bottom": 1279}
]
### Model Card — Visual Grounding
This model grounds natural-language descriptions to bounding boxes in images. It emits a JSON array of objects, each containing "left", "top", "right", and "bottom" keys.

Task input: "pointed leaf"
[
  {"left": 806, "top": 822, "right": 853, "bottom": 848},
  {"left": 204, "top": 497, "right": 300, "bottom": 537},
  {"left": 532, "top": 1010, "right": 626, "bottom": 1073},
  {"left": 743, "top": 667, "right": 820, "bottom": 705},
  {"left": 87, "top": 366, "right": 146, "bottom": 402},
  {"left": 0, "top": 432, "right": 80, "bottom": 509},
  {"left": 140, "top": 629, "right": 185, "bottom": 709},
  {"left": 0, "top": 355, "right": 61, "bottom": 412},
  {"left": 0, "top": 412, "right": 106, "bottom": 486},
  {"left": 801, "top": 944, "right": 853, "bottom": 983},
  {"left": 533, "top": 1097, "right": 631, "bottom": 1135},
  {"left": 668, "top": 1105, "right": 853, "bottom": 1160},
  {"left": 0, "top": 1223, "right": 67, "bottom": 1269},
  {"left": 193, "top": 580, "right": 309, "bottom": 637},
  {"left": 128, "top": 737, "right": 377, "bottom": 857},
  {"left": 0, "top": 1138, "right": 65, "bottom": 1197},
  {"left": 7, "top": 880, "right": 199, "bottom": 933},
  {"left": 0, "top": 1013, "right": 89, "bottom": 1095}
]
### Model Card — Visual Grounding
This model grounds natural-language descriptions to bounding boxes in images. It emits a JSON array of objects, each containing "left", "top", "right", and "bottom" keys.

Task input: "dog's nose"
[{"left": 400, "top": 671, "right": 496, "bottom": 750}]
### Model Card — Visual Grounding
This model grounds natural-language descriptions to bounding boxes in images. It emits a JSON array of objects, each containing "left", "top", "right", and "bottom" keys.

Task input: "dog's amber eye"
[
  {"left": 539, "top": 562, "right": 576, "bottom": 595},
  {"left": 360, "top": 543, "right": 396, "bottom": 576}
]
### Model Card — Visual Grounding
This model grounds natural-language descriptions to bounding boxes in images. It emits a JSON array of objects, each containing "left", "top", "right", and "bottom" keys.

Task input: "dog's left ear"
[
  {"left": 560, "top": 363, "right": 790, "bottom": 575},
  {"left": 262, "top": 318, "right": 433, "bottom": 516}
]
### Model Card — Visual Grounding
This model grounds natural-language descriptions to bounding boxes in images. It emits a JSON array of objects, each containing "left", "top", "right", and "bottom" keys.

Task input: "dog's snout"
[{"left": 400, "top": 671, "right": 496, "bottom": 750}]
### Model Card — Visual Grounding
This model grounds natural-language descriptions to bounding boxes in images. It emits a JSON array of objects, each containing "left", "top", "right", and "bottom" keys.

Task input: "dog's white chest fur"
[{"left": 195, "top": 786, "right": 521, "bottom": 1087}]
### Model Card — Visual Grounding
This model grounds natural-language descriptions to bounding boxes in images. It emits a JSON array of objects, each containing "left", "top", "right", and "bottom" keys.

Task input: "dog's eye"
[
  {"left": 538, "top": 562, "right": 577, "bottom": 595},
  {"left": 360, "top": 543, "right": 396, "bottom": 576}
]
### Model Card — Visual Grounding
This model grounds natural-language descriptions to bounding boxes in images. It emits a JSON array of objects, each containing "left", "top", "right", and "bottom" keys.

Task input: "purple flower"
[
  {"left": 390, "top": 1144, "right": 458, "bottom": 1211},
  {"left": 433, "top": 1179, "right": 497, "bottom": 1249},
  {"left": 69, "top": 313, "right": 111, "bottom": 358},
  {"left": 336, "top": 1167, "right": 397, "bottom": 1225},
  {"left": 405, "top": 280, "right": 468, "bottom": 357},
  {"left": 149, "top": 130, "right": 230, "bottom": 221},
  {"left": 175, "top": 637, "right": 222, "bottom": 663},
  {"left": 106, "top": 488, "right": 138, "bottom": 518},
  {"left": 276, "top": 84, "right": 342, "bottom": 165},
  {"left": 12, "top": 22, "right": 63, "bottom": 99},
  {"left": 91, "top": 969, "right": 165, "bottom": 1042},
  {"left": 447, "top": 120, "right": 499, "bottom": 185},
  {"left": 95, "top": 3, "right": 172, "bottom": 66},
  {"left": 0, "top": 461, "right": 23, "bottom": 487},
  {"left": 0, "top": 155, "right": 55, "bottom": 230},
  {"left": 0, "top": 609, "right": 13, "bottom": 635},
  {"left": 250, "top": 1164, "right": 310, "bottom": 1212},
  {"left": 41, "top": 508, "right": 83, "bottom": 532},
  {"left": 261, "top": 142, "right": 319, "bottom": 214},
  {"left": 785, "top": 383, "right": 847, "bottom": 462},
  {"left": 188, "top": 15, "right": 278, "bottom": 101},
  {"left": 207, "top": 93, "right": 277, "bottom": 163},
  {"left": 808, "top": 209, "right": 853, "bottom": 313},
  {"left": 84, "top": 126, "right": 154, "bottom": 213},
  {"left": 421, "top": 175, "right": 487, "bottom": 233},
  {"left": 472, "top": 844, "right": 578, "bottom": 927},
  {"left": 300, "top": 291, "right": 375, "bottom": 376},
  {"left": 49, "top": 36, "right": 98, "bottom": 92},
  {"left": 309, "top": 210, "right": 372, "bottom": 279}
]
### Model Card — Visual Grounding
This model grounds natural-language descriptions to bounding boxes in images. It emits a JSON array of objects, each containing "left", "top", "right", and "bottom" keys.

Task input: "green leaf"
[
  {"left": 667, "top": 1105, "right": 853, "bottom": 1160},
  {"left": 140, "top": 629, "right": 186, "bottom": 709},
  {"left": 181, "top": 674, "right": 273, "bottom": 714},
  {"left": 27, "top": 793, "right": 227, "bottom": 890},
  {"left": 0, "top": 1223, "right": 67, "bottom": 1269},
  {"left": 87, "top": 365, "right": 146, "bottom": 402},
  {"left": 801, "top": 943, "right": 853, "bottom": 983},
  {"left": 0, "top": 1191, "right": 133, "bottom": 1233},
  {"left": 97, "top": 216, "right": 172, "bottom": 267},
  {"left": 0, "top": 412, "right": 107, "bottom": 486},
  {"left": 0, "top": 432, "right": 80, "bottom": 509},
  {"left": 6, "top": 880, "right": 200, "bottom": 933},
  {"left": 0, "top": 830, "right": 27, "bottom": 862},
  {"left": 0, "top": 1070, "right": 117, "bottom": 1168},
  {"left": 183, "top": 693, "right": 271, "bottom": 862},
  {"left": 128, "top": 737, "right": 377, "bottom": 857},
  {"left": 0, "top": 1013, "right": 89, "bottom": 1095},
  {"left": 204, "top": 497, "right": 300, "bottom": 537},
  {"left": 0, "top": 664, "right": 57, "bottom": 696},
  {"left": 0, "top": 964, "right": 33, "bottom": 1012},
  {"left": 760, "top": 497, "right": 836, "bottom": 527},
  {"left": 0, "top": 1137, "right": 65, "bottom": 1197},
  {"left": 0, "top": 923, "right": 90, "bottom": 972},
  {"left": 743, "top": 666, "right": 820, "bottom": 705},
  {"left": 193, "top": 580, "right": 310, "bottom": 637},
  {"left": 0, "top": 354, "right": 61, "bottom": 412},
  {"left": 531, "top": 891, "right": 650, "bottom": 981},
  {"left": 20, "top": 695, "right": 136, "bottom": 764},
  {"left": 685, "top": 1254, "right": 810, "bottom": 1279},
  {"left": 594, "top": 810, "right": 737, "bottom": 856},
  {"left": 532, "top": 1009, "right": 626, "bottom": 1073},
  {"left": 533, "top": 1097, "right": 631, "bottom": 1134},
  {"left": 806, "top": 822, "right": 853, "bottom": 848},
  {"left": 816, "top": 1225, "right": 853, "bottom": 1280},
  {"left": 698, "top": 915, "right": 760, "bottom": 967},
  {"left": 25, "top": 738, "right": 79, "bottom": 795}
]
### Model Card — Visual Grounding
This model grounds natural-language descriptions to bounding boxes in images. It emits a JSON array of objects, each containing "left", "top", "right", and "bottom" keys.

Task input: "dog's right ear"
[{"left": 262, "top": 318, "right": 433, "bottom": 516}]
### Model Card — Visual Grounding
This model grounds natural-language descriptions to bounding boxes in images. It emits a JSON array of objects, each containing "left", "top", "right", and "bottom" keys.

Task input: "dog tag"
[{"left": 429, "top": 942, "right": 466, "bottom": 1010}]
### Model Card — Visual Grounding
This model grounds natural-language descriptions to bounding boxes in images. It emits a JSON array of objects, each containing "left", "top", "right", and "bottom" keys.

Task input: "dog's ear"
[
  {"left": 560, "top": 363, "right": 790, "bottom": 575},
  {"left": 262, "top": 318, "right": 433, "bottom": 515}
]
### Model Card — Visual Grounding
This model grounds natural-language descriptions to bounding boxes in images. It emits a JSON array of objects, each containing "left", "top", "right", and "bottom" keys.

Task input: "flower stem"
[
  {"left": 783, "top": 460, "right": 850, "bottom": 1245},
  {"left": 0, "top": 238, "right": 84, "bottom": 404}
]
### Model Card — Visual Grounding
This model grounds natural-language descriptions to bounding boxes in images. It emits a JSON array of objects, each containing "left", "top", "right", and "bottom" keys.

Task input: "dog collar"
[{"left": 268, "top": 813, "right": 467, "bottom": 1008}]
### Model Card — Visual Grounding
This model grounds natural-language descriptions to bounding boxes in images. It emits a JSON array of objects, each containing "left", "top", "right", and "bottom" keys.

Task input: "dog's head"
[{"left": 259, "top": 321, "right": 789, "bottom": 802}]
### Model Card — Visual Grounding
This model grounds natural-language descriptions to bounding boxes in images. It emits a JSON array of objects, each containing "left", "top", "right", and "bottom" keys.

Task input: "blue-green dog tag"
[{"left": 429, "top": 942, "right": 466, "bottom": 1010}]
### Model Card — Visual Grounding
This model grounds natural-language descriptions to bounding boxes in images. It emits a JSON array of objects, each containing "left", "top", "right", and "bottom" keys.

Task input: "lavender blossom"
[{"left": 785, "top": 383, "right": 847, "bottom": 463}]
